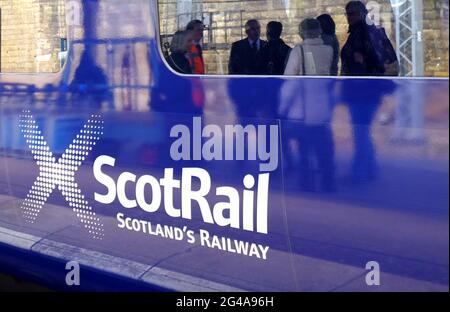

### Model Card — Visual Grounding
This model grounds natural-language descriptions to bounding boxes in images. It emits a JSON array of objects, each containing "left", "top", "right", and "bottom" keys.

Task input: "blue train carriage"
[{"left": 0, "top": 0, "right": 448, "bottom": 291}]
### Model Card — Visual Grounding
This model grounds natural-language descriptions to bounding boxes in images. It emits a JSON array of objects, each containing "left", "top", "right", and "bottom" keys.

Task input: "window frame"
[{"left": 154, "top": 0, "right": 449, "bottom": 81}]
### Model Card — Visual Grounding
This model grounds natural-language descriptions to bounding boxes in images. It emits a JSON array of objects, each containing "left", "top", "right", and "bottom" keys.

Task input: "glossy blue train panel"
[{"left": 0, "top": 0, "right": 448, "bottom": 291}]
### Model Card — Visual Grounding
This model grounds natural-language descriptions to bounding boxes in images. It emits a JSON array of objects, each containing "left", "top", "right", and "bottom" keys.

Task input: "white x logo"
[{"left": 19, "top": 110, "right": 105, "bottom": 239}]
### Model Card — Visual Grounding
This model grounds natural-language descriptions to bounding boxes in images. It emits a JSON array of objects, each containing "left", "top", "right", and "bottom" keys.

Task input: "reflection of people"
[
  {"left": 317, "top": 14, "right": 340, "bottom": 76},
  {"left": 279, "top": 78, "right": 336, "bottom": 192},
  {"left": 284, "top": 18, "right": 333, "bottom": 76},
  {"left": 70, "top": 50, "right": 110, "bottom": 106},
  {"left": 341, "top": 1, "right": 396, "bottom": 182},
  {"left": 341, "top": 1, "right": 398, "bottom": 76},
  {"left": 341, "top": 1, "right": 382, "bottom": 76},
  {"left": 228, "top": 20, "right": 269, "bottom": 118},
  {"left": 281, "top": 19, "right": 336, "bottom": 192},
  {"left": 266, "top": 21, "right": 291, "bottom": 75},
  {"left": 166, "top": 30, "right": 194, "bottom": 74},
  {"left": 263, "top": 21, "right": 292, "bottom": 118},
  {"left": 340, "top": 1, "right": 392, "bottom": 181},
  {"left": 186, "top": 20, "right": 206, "bottom": 75},
  {"left": 153, "top": 31, "right": 203, "bottom": 115},
  {"left": 391, "top": 82, "right": 427, "bottom": 143},
  {"left": 229, "top": 19, "right": 269, "bottom": 75},
  {"left": 121, "top": 45, "right": 134, "bottom": 110},
  {"left": 186, "top": 20, "right": 206, "bottom": 112},
  {"left": 345, "top": 90, "right": 379, "bottom": 182}
]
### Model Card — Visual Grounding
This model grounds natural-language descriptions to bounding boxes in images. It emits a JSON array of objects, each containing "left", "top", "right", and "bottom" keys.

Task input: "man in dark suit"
[
  {"left": 228, "top": 19, "right": 271, "bottom": 121},
  {"left": 228, "top": 19, "right": 269, "bottom": 75}
]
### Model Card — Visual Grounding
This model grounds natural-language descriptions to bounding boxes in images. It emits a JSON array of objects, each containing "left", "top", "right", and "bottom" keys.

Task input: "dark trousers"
[
  {"left": 298, "top": 125, "right": 336, "bottom": 192},
  {"left": 348, "top": 100, "right": 380, "bottom": 181}
]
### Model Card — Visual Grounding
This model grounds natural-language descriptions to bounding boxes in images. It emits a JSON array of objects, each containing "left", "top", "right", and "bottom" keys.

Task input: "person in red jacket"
[
  {"left": 186, "top": 20, "right": 206, "bottom": 110},
  {"left": 186, "top": 20, "right": 205, "bottom": 75}
]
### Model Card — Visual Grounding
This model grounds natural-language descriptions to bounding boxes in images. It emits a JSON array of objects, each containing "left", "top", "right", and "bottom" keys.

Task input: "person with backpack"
[
  {"left": 341, "top": 1, "right": 399, "bottom": 182},
  {"left": 341, "top": 1, "right": 399, "bottom": 76}
]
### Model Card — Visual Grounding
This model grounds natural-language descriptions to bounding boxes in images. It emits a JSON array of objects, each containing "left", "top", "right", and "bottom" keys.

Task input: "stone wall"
[
  {"left": 0, "top": 0, "right": 447, "bottom": 75},
  {"left": 423, "top": 0, "right": 449, "bottom": 76},
  {"left": 0, "top": 0, "right": 66, "bottom": 73},
  {"left": 159, "top": 0, "right": 449, "bottom": 77}
]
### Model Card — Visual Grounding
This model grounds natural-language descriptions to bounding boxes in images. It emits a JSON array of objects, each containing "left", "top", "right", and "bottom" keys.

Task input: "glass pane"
[
  {"left": 0, "top": 0, "right": 67, "bottom": 73},
  {"left": 157, "top": 0, "right": 449, "bottom": 77}
]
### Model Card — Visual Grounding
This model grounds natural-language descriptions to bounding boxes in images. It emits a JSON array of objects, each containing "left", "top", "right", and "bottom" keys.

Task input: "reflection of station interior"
[
  {"left": 0, "top": 0, "right": 448, "bottom": 77},
  {"left": 0, "top": 1, "right": 448, "bottom": 293},
  {"left": 159, "top": 0, "right": 449, "bottom": 77}
]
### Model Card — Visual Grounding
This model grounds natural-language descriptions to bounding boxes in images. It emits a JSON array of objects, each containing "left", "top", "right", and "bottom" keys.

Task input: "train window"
[
  {"left": 0, "top": 0, "right": 67, "bottom": 73},
  {"left": 157, "top": 0, "right": 449, "bottom": 78}
]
